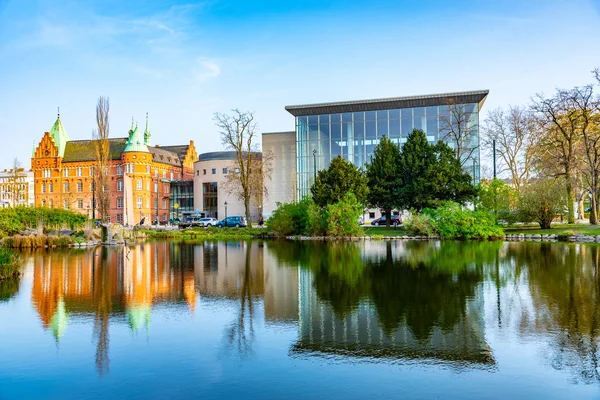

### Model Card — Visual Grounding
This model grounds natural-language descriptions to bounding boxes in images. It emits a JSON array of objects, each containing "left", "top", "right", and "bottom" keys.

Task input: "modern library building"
[{"left": 262, "top": 90, "right": 489, "bottom": 218}]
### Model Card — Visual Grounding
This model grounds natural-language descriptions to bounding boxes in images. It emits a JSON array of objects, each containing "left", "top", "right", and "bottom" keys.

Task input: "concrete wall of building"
[
  {"left": 262, "top": 132, "right": 296, "bottom": 217},
  {"left": 193, "top": 156, "right": 259, "bottom": 222}
]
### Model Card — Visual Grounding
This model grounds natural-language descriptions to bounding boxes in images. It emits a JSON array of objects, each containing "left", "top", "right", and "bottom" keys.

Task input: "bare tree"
[
  {"left": 482, "top": 106, "right": 537, "bottom": 192},
  {"left": 568, "top": 86, "right": 600, "bottom": 223},
  {"left": 8, "top": 158, "right": 26, "bottom": 206},
  {"left": 214, "top": 109, "right": 261, "bottom": 222},
  {"left": 439, "top": 99, "right": 478, "bottom": 167},
  {"left": 531, "top": 90, "right": 584, "bottom": 224},
  {"left": 93, "top": 97, "right": 111, "bottom": 222}
]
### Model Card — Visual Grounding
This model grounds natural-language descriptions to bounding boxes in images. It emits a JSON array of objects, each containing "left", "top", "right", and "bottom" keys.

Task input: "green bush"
[
  {"left": 429, "top": 202, "right": 504, "bottom": 240},
  {"left": 325, "top": 193, "right": 363, "bottom": 237},
  {"left": 0, "top": 206, "right": 87, "bottom": 238},
  {"left": 267, "top": 198, "right": 311, "bottom": 236},
  {"left": 404, "top": 213, "right": 436, "bottom": 236},
  {"left": 0, "top": 248, "right": 21, "bottom": 279},
  {"left": 307, "top": 201, "right": 328, "bottom": 236}
]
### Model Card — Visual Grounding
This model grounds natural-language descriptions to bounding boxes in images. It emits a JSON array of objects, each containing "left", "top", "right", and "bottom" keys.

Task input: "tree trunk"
[
  {"left": 385, "top": 208, "right": 391, "bottom": 228},
  {"left": 566, "top": 179, "right": 575, "bottom": 224},
  {"left": 591, "top": 192, "right": 598, "bottom": 225}
]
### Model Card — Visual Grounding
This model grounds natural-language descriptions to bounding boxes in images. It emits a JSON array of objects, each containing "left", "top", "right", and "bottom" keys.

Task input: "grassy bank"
[
  {"left": 0, "top": 248, "right": 21, "bottom": 280},
  {"left": 362, "top": 226, "right": 408, "bottom": 237},
  {"left": 144, "top": 227, "right": 271, "bottom": 240},
  {"left": 504, "top": 223, "right": 600, "bottom": 236},
  {"left": 2, "top": 234, "right": 77, "bottom": 248}
]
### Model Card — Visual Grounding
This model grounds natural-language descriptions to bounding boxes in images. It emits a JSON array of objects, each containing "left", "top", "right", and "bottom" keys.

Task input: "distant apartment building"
[
  {"left": 263, "top": 90, "right": 489, "bottom": 220},
  {"left": 0, "top": 168, "right": 34, "bottom": 207},
  {"left": 193, "top": 151, "right": 261, "bottom": 221},
  {"left": 31, "top": 113, "right": 197, "bottom": 224}
]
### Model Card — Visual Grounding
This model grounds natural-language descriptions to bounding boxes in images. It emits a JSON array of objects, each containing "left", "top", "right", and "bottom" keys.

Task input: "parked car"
[
  {"left": 179, "top": 216, "right": 204, "bottom": 229},
  {"left": 198, "top": 217, "right": 218, "bottom": 227},
  {"left": 169, "top": 218, "right": 181, "bottom": 225},
  {"left": 371, "top": 215, "right": 402, "bottom": 226},
  {"left": 216, "top": 216, "right": 248, "bottom": 228}
]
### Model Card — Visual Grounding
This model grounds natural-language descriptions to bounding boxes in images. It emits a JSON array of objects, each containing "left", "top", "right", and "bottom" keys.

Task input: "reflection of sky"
[{"left": 1, "top": 243, "right": 600, "bottom": 399}]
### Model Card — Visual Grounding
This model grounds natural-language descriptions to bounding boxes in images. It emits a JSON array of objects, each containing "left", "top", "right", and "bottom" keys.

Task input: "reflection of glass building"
[{"left": 281, "top": 90, "right": 488, "bottom": 199}]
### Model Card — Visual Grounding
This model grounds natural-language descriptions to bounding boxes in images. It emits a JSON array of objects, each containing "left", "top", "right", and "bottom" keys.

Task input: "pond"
[{"left": 1, "top": 240, "right": 600, "bottom": 399}]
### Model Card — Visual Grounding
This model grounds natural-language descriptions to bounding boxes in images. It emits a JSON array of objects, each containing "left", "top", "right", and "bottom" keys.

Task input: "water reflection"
[{"left": 11, "top": 240, "right": 600, "bottom": 384}]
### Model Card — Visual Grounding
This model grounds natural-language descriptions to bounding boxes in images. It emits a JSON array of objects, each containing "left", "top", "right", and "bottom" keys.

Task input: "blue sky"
[{"left": 1, "top": 0, "right": 599, "bottom": 169}]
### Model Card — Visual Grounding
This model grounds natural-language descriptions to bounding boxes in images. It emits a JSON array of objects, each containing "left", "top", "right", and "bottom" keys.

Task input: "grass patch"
[
  {"left": 363, "top": 226, "right": 408, "bottom": 237},
  {"left": 2, "top": 234, "right": 75, "bottom": 248},
  {"left": 0, "top": 248, "right": 21, "bottom": 280},
  {"left": 504, "top": 223, "right": 600, "bottom": 236},
  {"left": 143, "top": 227, "right": 272, "bottom": 241}
]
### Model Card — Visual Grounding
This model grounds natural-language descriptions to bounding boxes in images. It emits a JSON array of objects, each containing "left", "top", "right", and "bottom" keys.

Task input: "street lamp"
[
  {"left": 224, "top": 201, "right": 228, "bottom": 219},
  {"left": 312, "top": 149, "right": 317, "bottom": 181}
]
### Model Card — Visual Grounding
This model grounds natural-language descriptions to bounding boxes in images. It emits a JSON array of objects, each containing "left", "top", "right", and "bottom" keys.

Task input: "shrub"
[
  {"left": 0, "top": 206, "right": 87, "bottom": 238},
  {"left": 307, "top": 201, "right": 328, "bottom": 236},
  {"left": 325, "top": 193, "right": 363, "bottom": 237},
  {"left": 267, "top": 198, "right": 311, "bottom": 236},
  {"left": 0, "top": 248, "right": 21, "bottom": 279},
  {"left": 430, "top": 202, "right": 504, "bottom": 240},
  {"left": 403, "top": 212, "right": 436, "bottom": 236}
]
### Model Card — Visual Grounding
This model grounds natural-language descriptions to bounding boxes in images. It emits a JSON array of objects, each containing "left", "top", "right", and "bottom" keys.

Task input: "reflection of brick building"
[
  {"left": 31, "top": 113, "right": 197, "bottom": 224},
  {"left": 31, "top": 244, "right": 196, "bottom": 339}
]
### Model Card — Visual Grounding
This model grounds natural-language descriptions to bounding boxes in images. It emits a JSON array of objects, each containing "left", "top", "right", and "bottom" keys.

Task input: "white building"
[
  {"left": 0, "top": 168, "right": 34, "bottom": 207},
  {"left": 193, "top": 151, "right": 260, "bottom": 222}
]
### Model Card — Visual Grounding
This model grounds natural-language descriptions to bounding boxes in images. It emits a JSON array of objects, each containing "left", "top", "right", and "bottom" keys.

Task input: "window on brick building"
[
  {"left": 76, "top": 167, "right": 82, "bottom": 177},
  {"left": 77, "top": 181, "right": 83, "bottom": 192},
  {"left": 117, "top": 197, "right": 123, "bottom": 208},
  {"left": 116, "top": 166, "right": 123, "bottom": 176},
  {"left": 63, "top": 169, "right": 69, "bottom": 177},
  {"left": 64, "top": 182, "right": 70, "bottom": 193},
  {"left": 117, "top": 180, "right": 123, "bottom": 191},
  {"left": 77, "top": 199, "right": 83, "bottom": 209},
  {"left": 64, "top": 200, "right": 69, "bottom": 209},
  {"left": 137, "top": 179, "right": 142, "bottom": 190}
]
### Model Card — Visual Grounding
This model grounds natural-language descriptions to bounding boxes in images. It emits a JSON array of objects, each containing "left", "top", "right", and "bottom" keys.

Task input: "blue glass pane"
[
  {"left": 377, "top": 110, "right": 388, "bottom": 120},
  {"left": 426, "top": 117, "right": 438, "bottom": 137},
  {"left": 377, "top": 120, "right": 388, "bottom": 136},
  {"left": 354, "top": 121, "right": 366, "bottom": 139},
  {"left": 308, "top": 124, "right": 319, "bottom": 141},
  {"left": 414, "top": 117, "right": 423, "bottom": 131},
  {"left": 366, "top": 111, "right": 376, "bottom": 121},
  {"left": 342, "top": 113, "right": 352, "bottom": 123},
  {"left": 331, "top": 140, "right": 342, "bottom": 157},
  {"left": 389, "top": 109, "right": 400, "bottom": 119},
  {"left": 414, "top": 107, "right": 425, "bottom": 118},
  {"left": 354, "top": 112, "right": 365, "bottom": 122},
  {"left": 401, "top": 108, "right": 412, "bottom": 119},
  {"left": 308, "top": 115, "right": 318, "bottom": 125},
  {"left": 330, "top": 123, "right": 341, "bottom": 141},
  {"left": 365, "top": 121, "right": 376, "bottom": 139},
  {"left": 401, "top": 119, "right": 413, "bottom": 135},
  {"left": 330, "top": 113, "right": 341, "bottom": 123},
  {"left": 439, "top": 105, "right": 450, "bottom": 117},
  {"left": 318, "top": 114, "right": 330, "bottom": 124},
  {"left": 342, "top": 122, "right": 353, "bottom": 140},
  {"left": 297, "top": 116, "right": 307, "bottom": 125},
  {"left": 426, "top": 106, "right": 437, "bottom": 117},
  {"left": 319, "top": 121, "right": 330, "bottom": 140},
  {"left": 389, "top": 119, "right": 400, "bottom": 137}
]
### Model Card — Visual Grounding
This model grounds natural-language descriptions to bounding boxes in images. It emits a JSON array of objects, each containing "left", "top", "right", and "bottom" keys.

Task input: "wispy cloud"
[{"left": 192, "top": 58, "right": 221, "bottom": 83}]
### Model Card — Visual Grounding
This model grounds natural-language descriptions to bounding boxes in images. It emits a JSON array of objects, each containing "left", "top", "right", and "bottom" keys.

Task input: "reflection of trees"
[
  {"left": 92, "top": 246, "right": 111, "bottom": 376},
  {"left": 223, "top": 242, "right": 261, "bottom": 358},
  {"left": 369, "top": 242, "right": 483, "bottom": 338},
  {"left": 0, "top": 277, "right": 20, "bottom": 303},
  {"left": 270, "top": 240, "right": 484, "bottom": 339},
  {"left": 509, "top": 243, "right": 600, "bottom": 384}
]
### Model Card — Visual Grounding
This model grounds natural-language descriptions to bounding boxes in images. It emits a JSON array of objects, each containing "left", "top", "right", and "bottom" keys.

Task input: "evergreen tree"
[
  {"left": 311, "top": 156, "right": 369, "bottom": 207},
  {"left": 397, "top": 129, "right": 476, "bottom": 210},
  {"left": 365, "top": 136, "right": 402, "bottom": 227}
]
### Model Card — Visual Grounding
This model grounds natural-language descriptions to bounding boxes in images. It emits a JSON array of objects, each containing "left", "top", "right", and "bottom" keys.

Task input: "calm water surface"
[{"left": 1, "top": 240, "right": 600, "bottom": 399}]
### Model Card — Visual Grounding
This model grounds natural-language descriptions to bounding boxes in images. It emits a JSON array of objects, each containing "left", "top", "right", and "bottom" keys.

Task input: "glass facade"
[
  {"left": 202, "top": 182, "right": 218, "bottom": 219},
  {"left": 169, "top": 180, "right": 194, "bottom": 220},
  {"left": 296, "top": 103, "right": 480, "bottom": 198}
]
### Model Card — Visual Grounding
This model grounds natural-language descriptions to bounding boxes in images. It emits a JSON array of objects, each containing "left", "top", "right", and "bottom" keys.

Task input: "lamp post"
[
  {"left": 312, "top": 149, "right": 317, "bottom": 181},
  {"left": 224, "top": 201, "right": 228, "bottom": 219}
]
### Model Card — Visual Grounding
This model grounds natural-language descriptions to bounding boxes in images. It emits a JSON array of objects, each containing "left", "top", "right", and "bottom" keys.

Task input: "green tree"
[
  {"left": 518, "top": 179, "right": 566, "bottom": 229},
  {"left": 310, "top": 156, "right": 369, "bottom": 207},
  {"left": 397, "top": 129, "right": 476, "bottom": 211},
  {"left": 477, "top": 178, "right": 517, "bottom": 214},
  {"left": 365, "top": 136, "right": 401, "bottom": 227}
]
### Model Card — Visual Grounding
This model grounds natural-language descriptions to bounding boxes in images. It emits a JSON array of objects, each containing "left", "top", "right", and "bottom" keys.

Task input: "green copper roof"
[
  {"left": 49, "top": 115, "right": 70, "bottom": 157},
  {"left": 123, "top": 123, "right": 149, "bottom": 153},
  {"left": 50, "top": 299, "right": 69, "bottom": 341},
  {"left": 127, "top": 304, "right": 151, "bottom": 332},
  {"left": 144, "top": 113, "right": 151, "bottom": 146}
]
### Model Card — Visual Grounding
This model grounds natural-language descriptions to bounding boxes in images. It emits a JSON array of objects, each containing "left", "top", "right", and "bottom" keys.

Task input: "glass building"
[{"left": 285, "top": 90, "right": 488, "bottom": 199}]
